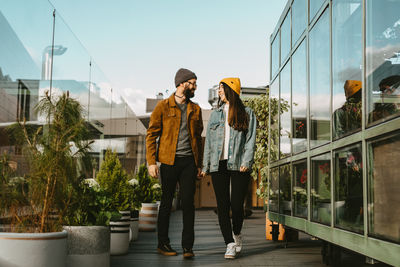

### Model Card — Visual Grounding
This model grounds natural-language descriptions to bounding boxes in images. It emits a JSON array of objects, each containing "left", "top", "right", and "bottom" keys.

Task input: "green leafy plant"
[
  {"left": 63, "top": 179, "right": 121, "bottom": 226},
  {"left": 5, "top": 91, "right": 93, "bottom": 232},
  {"left": 96, "top": 149, "right": 130, "bottom": 211},
  {"left": 133, "top": 164, "right": 160, "bottom": 205},
  {"left": 243, "top": 90, "right": 284, "bottom": 200}
]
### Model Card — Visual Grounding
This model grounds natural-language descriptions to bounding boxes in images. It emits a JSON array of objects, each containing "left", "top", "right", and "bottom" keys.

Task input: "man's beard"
[{"left": 184, "top": 88, "right": 195, "bottom": 100}]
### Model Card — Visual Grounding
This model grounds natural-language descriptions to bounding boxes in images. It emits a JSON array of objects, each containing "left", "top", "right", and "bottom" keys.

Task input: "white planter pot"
[
  {"left": 110, "top": 211, "right": 130, "bottom": 255},
  {"left": 139, "top": 203, "right": 158, "bottom": 232},
  {"left": 63, "top": 226, "right": 110, "bottom": 267},
  {"left": 0, "top": 230, "right": 67, "bottom": 267}
]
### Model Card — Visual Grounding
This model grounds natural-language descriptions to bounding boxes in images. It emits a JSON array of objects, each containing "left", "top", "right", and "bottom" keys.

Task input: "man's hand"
[{"left": 148, "top": 164, "right": 159, "bottom": 178}]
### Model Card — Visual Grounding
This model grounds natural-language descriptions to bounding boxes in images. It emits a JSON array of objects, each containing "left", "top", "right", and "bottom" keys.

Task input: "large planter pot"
[
  {"left": 110, "top": 211, "right": 130, "bottom": 255},
  {"left": 139, "top": 203, "right": 158, "bottom": 232},
  {"left": 63, "top": 226, "right": 110, "bottom": 267},
  {"left": 0, "top": 230, "right": 67, "bottom": 267}
]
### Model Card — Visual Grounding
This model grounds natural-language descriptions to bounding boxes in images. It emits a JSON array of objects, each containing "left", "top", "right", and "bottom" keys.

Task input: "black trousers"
[
  {"left": 211, "top": 160, "right": 250, "bottom": 245},
  {"left": 157, "top": 156, "right": 197, "bottom": 249}
]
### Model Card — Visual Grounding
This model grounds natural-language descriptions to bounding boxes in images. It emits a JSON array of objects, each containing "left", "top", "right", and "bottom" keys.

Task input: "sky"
[{"left": 48, "top": 0, "right": 288, "bottom": 115}]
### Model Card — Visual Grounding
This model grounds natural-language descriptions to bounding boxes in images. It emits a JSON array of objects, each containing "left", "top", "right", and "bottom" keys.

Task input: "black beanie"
[{"left": 174, "top": 68, "right": 197, "bottom": 87}]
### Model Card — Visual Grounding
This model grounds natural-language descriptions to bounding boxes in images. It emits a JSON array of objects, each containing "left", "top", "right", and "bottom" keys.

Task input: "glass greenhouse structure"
[{"left": 268, "top": 0, "right": 400, "bottom": 266}]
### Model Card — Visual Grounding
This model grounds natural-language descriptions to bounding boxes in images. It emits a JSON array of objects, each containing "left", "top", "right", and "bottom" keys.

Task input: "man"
[{"left": 146, "top": 68, "right": 203, "bottom": 259}]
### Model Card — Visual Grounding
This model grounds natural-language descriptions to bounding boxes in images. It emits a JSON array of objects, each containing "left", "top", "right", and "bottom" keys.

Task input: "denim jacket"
[{"left": 202, "top": 104, "right": 257, "bottom": 173}]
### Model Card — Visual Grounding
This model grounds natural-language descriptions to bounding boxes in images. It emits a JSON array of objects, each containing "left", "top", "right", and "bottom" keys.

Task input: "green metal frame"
[{"left": 268, "top": 0, "right": 400, "bottom": 266}]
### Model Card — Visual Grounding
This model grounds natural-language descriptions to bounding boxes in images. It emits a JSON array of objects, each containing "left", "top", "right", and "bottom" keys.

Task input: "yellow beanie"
[
  {"left": 344, "top": 80, "right": 362, "bottom": 99},
  {"left": 220, "top": 77, "right": 241, "bottom": 95}
]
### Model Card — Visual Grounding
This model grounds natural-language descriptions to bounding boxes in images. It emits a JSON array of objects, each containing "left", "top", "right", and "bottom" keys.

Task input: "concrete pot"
[
  {"left": 63, "top": 226, "right": 110, "bottom": 267},
  {"left": 110, "top": 211, "right": 130, "bottom": 255},
  {"left": 0, "top": 230, "right": 67, "bottom": 267},
  {"left": 129, "top": 210, "right": 139, "bottom": 241}
]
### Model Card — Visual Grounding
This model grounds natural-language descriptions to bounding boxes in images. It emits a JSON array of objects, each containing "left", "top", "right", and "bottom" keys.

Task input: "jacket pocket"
[{"left": 209, "top": 122, "right": 220, "bottom": 130}]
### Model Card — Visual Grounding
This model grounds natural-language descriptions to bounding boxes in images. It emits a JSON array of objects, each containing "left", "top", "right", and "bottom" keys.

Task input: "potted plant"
[
  {"left": 0, "top": 91, "right": 91, "bottom": 267},
  {"left": 62, "top": 177, "right": 120, "bottom": 267},
  {"left": 96, "top": 149, "right": 131, "bottom": 255},
  {"left": 133, "top": 164, "right": 161, "bottom": 232},
  {"left": 127, "top": 175, "right": 140, "bottom": 241}
]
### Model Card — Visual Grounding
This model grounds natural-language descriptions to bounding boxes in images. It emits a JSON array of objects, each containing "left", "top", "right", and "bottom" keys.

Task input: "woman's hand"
[{"left": 240, "top": 166, "right": 249, "bottom": 172}]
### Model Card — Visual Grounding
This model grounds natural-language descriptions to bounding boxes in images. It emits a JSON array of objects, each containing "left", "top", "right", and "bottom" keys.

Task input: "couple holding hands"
[{"left": 146, "top": 68, "right": 256, "bottom": 259}]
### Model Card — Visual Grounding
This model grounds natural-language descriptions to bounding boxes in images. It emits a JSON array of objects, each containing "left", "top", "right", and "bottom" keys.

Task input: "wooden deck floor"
[{"left": 111, "top": 209, "right": 329, "bottom": 267}]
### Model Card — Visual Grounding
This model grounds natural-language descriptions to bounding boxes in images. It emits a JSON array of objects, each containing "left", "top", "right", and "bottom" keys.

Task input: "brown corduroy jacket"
[{"left": 146, "top": 93, "right": 203, "bottom": 168}]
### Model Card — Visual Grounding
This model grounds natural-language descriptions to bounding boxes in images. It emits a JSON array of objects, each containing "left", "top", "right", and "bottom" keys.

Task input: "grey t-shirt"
[{"left": 175, "top": 102, "right": 193, "bottom": 157}]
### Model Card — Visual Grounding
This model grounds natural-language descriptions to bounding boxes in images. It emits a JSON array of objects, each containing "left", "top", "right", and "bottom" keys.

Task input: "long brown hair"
[{"left": 218, "top": 82, "right": 249, "bottom": 131}]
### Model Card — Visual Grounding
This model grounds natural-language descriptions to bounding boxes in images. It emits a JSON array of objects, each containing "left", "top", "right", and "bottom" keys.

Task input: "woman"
[{"left": 201, "top": 77, "right": 256, "bottom": 259}]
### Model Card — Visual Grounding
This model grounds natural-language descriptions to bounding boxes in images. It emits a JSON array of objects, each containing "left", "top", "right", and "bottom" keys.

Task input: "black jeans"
[
  {"left": 211, "top": 160, "right": 250, "bottom": 245},
  {"left": 158, "top": 156, "right": 197, "bottom": 249}
]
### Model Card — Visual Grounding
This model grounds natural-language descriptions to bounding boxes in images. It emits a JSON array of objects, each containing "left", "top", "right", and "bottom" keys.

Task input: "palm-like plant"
[{"left": 6, "top": 91, "right": 93, "bottom": 232}]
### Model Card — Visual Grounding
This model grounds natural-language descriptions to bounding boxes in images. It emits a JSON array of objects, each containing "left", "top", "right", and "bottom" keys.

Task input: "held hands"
[
  {"left": 148, "top": 164, "right": 159, "bottom": 178},
  {"left": 240, "top": 166, "right": 249, "bottom": 172}
]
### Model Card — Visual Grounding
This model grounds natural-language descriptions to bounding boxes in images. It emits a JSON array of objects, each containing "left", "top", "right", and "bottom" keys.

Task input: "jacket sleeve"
[
  {"left": 196, "top": 109, "right": 204, "bottom": 168},
  {"left": 241, "top": 108, "right": 257, "bottom": 169},
  {"left": 202, "top": 113, "right": 212, "bottom": 174},
  {"left": 146, "top": 102, "right": 163, "bottom": 166}
]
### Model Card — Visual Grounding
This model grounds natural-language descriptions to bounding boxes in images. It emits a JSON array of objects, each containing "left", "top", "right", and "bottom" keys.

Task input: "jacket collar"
[{"left": 168, "top": 93, "right": 195, "bottom": 115}]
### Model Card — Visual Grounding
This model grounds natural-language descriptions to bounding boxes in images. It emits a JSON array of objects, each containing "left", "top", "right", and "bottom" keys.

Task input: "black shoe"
[
  {"left": 183, "top": 248, "right": 194, "bottom": 259},
  {"left": 157, "top": 243, "right": 178, "bottom": 256}
]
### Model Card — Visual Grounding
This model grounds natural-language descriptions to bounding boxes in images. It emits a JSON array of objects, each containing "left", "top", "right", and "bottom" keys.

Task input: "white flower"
[
  {"left": 128, "top": 178, "right": 139, "bottom": 186},
  {"left": 152, "top": 183, "right": 161, "bottom": 189},
  {"left": 84, "top": 178, "right": 99, "bottom": 188}
]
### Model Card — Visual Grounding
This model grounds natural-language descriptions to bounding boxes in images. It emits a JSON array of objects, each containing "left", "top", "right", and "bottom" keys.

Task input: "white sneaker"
[
  {"left": 233, "top": 234, "right": 242, "bottom": 253},
  {"left": 224, "top": 242, "right": 237, "bottom": 259}
]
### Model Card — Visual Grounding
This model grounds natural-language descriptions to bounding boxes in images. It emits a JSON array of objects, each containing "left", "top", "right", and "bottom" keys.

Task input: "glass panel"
[
  {"left": 310, "top": 9, "right": 330, "bottom": 148},
  {"left": 89, "top": 62, "right": 112, "bottom": 171},
  {"left": 270, "top": 78, "right": 279, "bottom": 161},
  {"left": 334, "top": 143, "right": 363, "bottom": 233},
  {"left": 310, "top": 0, "right": 325, "bottom": 23},
  {"left": 311, "top": 153, "right": 331, "bottom": 225},
  {"left": 293, "top": 160, "right": 307, "bottom": 218},
  {"left": 368, "top": 132, "right": 400, "bottom": 243},
  {"left": 271, "top": 33, "right": 280, "bottom": 78},
  {"left": 0, "top": 1, "right": 54, "bottom": 177},
  {"left": 52, "top": 11, "right": 91, "bottom": 118},
  {"left": 292, "top": 0, "right": 307, "bottom": 46},
  {"left": 292, "top": 40, "right": 307, "bottom": 153},
  {"left": 269, "top": 168, "right": 279, "bottom": 212},
  {"left": 332, "top": 0, "right": 362, "bottom": 139},
  {"left": 366, "top": 0, "right": 400, "bottom": 124},
  {"left": 280, "top": 62, "right": 291, "bottom": 158},
  {"left": 279, "top": 164, "right": 291, "bottom": 215},
  {"left": 281, "top": 12, "right": 291, "bottom": 64}
]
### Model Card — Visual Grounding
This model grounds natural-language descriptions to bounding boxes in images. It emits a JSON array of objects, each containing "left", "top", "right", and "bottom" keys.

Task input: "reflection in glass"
[
  {"left": 269, "top": 168, "right": 279, "bottom": 212},
  {"left": 280, "top": 62, "right": 291, "bottom": 158},
  {"left": 281, "top": 12, "right": 291, "bottom": 64},
  {"left": 279, "top": 164, "right": 291, "bottom": 215},
  {"left": 271, "top": 34, "right": 280, "bottom": 78},
  {"left": 368, "top": 132, "right": 400, "bottom": 243},
  {"left": 366, "top": 0, "right": 400, "bottom": 124},
  {"left": 270, "top": 78, "right": 279, "bottom": 161},
  {"left": 292, "top": 0, "right": 307, "bottom": 46},
  {"left": 292, "top": 40, "right": 307, "bottom": 153},
  {"left": 310, "top": 0, "right": 325, "bottom": 23},
  {"left": 310, "top": 9, "right": 330, "bottom": 148},
  {"left": 332, "top": 0, "right": 362, "bottom": 139},
  {"left": 334, "top": 143, "right": 363, "bottom": 233},
  {"left": 311, "top": 153, "right": 331, "bottom": 225},
  {"left": 293, "top": 160, "right": 307, "bottom": 218},
  {"left": 0, "top": 1, "right": 53, "bottom": 177}
]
